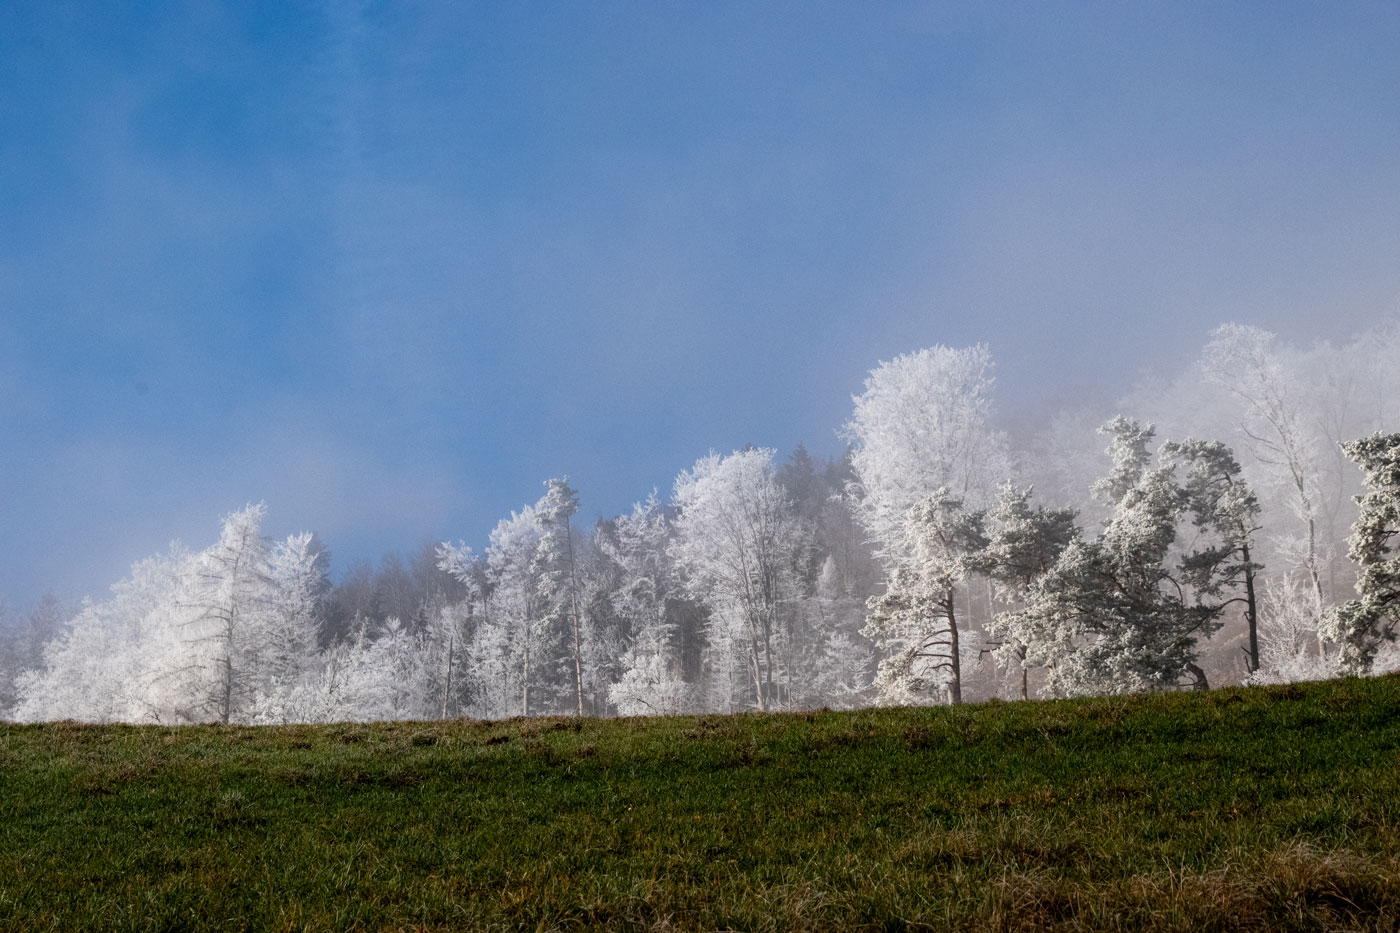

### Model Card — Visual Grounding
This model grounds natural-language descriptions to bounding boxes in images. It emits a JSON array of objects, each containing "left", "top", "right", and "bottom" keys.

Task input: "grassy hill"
[{"left": 2, "top": 677, "right": 1400, "bottom": 931}]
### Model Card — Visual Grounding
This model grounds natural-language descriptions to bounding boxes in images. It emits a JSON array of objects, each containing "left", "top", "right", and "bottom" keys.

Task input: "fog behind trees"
[{"left": 5, "top": 318, "right": 1399, "bottom": 723}]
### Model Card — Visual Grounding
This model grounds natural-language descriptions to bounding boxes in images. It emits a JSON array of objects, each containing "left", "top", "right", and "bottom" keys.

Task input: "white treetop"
[{"left": 843, "top": 344, "right": 1009, "bottom": 568}]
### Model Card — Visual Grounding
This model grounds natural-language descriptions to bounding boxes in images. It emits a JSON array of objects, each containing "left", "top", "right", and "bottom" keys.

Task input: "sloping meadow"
[{"left": 2, "top": 676, "right": 1399, "bottom": 930}]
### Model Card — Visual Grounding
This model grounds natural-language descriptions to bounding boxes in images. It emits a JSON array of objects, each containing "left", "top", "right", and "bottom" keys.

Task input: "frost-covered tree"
[
  {"left": 13, "top": 548, "right": 188, "bottom": 722},
  {"left": 1004, "top": 419, "right": 1230, "bottom": 696},
  {"left": 602, "top": 494, "right": 693, "bottom": 716},
  {"left": 348, "top": 617, "right": 440, "bottom": 719},
  {"left": 264, "top": 536, "right": 324, "bottom": 681},
  {"left": 862, "top": 489, "right": 987, "bottom": 705},
  {"left": 1160, "top": 439, "right": 1263, "bottom": 673},
  {"left": 183, "top": 504, "right": 284, "bottom": 724},
  {"left": 574, "top": 533, "right": 629, "bottom": 715},
  {"left": 1321, "top": 433, "right": 1400, "bottom": 674},
  {"left": 1202, "top": 324, "right": 1326, "bottom": 609},
  {"left": 451, "top": 505, "right": 554, "bottom": 717},
  {"left": 805, "top": 631, "right": 874, "bottom": 709},
  {"left": 843, "top": 344, "right": 1010, "bottom": 567},
  {"left": 534, "top": 478, "right": 587, "bottom": 715},
  {"left": 1252, "top": 576, "right": 1330, "bottom": 684},
  {"left": 0, "top": 594, "right": 65, "bottom": 714},
  {"left": 243, "top": 532, "right": 332, "bottom": 723},
  {"left": 671, "top": 448, "right": 802, "bottom": 712},
  {"left": 14, "top": 505, "right": 325, "bottom": 724},
  {"left": 979, "top": 484, "right": 1078, "bottom": 699}
]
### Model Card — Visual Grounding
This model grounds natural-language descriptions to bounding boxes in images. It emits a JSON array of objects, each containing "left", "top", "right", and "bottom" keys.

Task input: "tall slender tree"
[
  {"left": 671, "top": 449, "right": 802, "bottom": 712},
  {"left": 535, "top": 478, "right": 587, "bottom": 715},
  {"left": 1202, "top": 324, "right": 1325, "bottom": 610}
]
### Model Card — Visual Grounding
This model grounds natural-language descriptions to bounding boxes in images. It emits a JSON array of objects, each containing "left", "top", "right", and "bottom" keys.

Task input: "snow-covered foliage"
[
  {"left": 843, "top": 344, "right": 1010, "bottom": 568},
  {"left": 602, "top": 495, "right": 694, "bottom": 716},
  {"left": 13, "top": 506, "right": 327, "bottom": 724},
  {"left": 534, "top": 478, "right": 588, "bottom": 715},
  {"left": 8, "top": 323, "right": 1400, "bottom": 723},
  {"left": 1249, "top": 576, "right": 1330, "bottom": 684},
  {"left": 670, "top": 448, "right": 803, "bottom": 712},
  {"left": 862, "top": 489, "right": 986, "bottom": 705},
  {"left": 1321, "top": 433, "right": 1400, "bottom": 674},
  {"left": 991, "top": 420, "right": 1250, "bottom": 697},
  {"left": 979, "top": 483, "right": 1079, "bottom": 698},
  {"left": 1201, "top": 325, "right": 1327, "bottom": 610},
  {"left": 468, "top": 505, "right": 551, "bottom": 717}
]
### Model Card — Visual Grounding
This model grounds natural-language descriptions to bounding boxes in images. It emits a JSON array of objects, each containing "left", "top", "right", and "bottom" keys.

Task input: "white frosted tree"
[
  {"left": 1002, "top": 419, "right": 1233, "bottom": 697},
  {"left": 1202, "top": 324, "right": 1326, "bottom": 611},
  {"left": 843, "top": 344, "right": 1010, "bottom": 567},
  {"left": 1159, "top": 438, "right": 1264, "bottom": 674},
  {"left": 1321, "top": 433, "right": 1400, "bottom": 674},
  {"left": 1252, "top": 576, "right": 1330, "bottom": 684},
  {"left": 603, "top": 494, "right": 693, "bottom": 716},
  {"left": 328, "top": 617, "right": 438, "bottom": 721},
  {"left": 979, "top": 483, "right": 1079, "bottom": 699},
  {"left": 182, "top": 503, "right": 280, "bottom": 724},
  {"left": 862, "top": 489, "right": 987, "bottom": 705},
  {"left": 805, "top": 631, "right": 874, "bottom": 709},
  {"left": 439, "top": 540, "right": 528, "bottom": 718},
  {"left": 12, "top": 547, "right": 189, "bottom": 723},
  {"left": 480, "top": 504, "right": 552, "bottom": 716},
  {"left": 243, "top": 532, "right": 327, "bottom": 723},
  {"left": 14, "top": 505, "right": 325, "bottom": 724},
  {"left": 671, "top": 448, "right": 802, "bottom": 712},
  {"left": 533, "top": 478, "right": 587, "bottom": 716}
]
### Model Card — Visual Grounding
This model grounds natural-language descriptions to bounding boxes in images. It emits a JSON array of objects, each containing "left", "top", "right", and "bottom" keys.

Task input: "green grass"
[{"left": 3, "top": 677, "right": 1400, "bottom": 931}]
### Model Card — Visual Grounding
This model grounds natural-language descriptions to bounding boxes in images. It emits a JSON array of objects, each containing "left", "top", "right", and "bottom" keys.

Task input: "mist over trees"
[{"left": 5, "top": 319, "right": 1400, "bottom": 723}]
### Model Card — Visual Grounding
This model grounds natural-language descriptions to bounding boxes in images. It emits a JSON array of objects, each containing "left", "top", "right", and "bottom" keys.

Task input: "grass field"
[{"left": 2, "top": 676, "right": 1400, "bottom": 931}]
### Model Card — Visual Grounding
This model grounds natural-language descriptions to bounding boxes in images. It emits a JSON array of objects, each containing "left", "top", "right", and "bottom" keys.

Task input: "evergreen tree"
[
  {"left": 979, "top": 484, "right": 1078, "bottom": 699},
  {"left": 1160, "top": 439, "right": 1264, "bottom": 673},
  {"left": 862, "top": 489, "right": 987, "bottom": 705},
  {"left": 1321, "top": 433, "right": 1400, "bottom": 674}
]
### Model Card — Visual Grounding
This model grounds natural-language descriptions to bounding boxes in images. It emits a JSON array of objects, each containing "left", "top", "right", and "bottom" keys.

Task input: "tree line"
[{"left": 4, "top": 321, "right": 1399, "bottom": 722}]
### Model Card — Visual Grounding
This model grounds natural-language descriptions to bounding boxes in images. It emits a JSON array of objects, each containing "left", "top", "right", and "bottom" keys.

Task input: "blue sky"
[{"left": 3, "top": 2, "right": 1398, "bottom": 608}]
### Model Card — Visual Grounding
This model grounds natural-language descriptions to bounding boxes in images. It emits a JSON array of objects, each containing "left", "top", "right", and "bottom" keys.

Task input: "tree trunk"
[
  {"left": 763, "top": 625, "right": 775, "bottom": 711},
  {"left": 1241, "top": 542, "right": 1259, "bottom": 674},
  {"left": 564, "top": 518, "right": 585, "bottom": 717},
  {"left": 522, "top": 639, "right": 530, "bottom": 717},
  {"left": 945, "top": 586, "right": 962, "bottom": 705},
  {"left": 1306, "top": 514, "right": 1324, "bottom": 607},
  {"left": 441, "top": 631, "right": 454, "bottom": 719},
  {"left": 750, "top": 629, "right": 767, "bottom": 712},
  {"left": 221, "top": 644, "right": 233, "bottom": 725}
]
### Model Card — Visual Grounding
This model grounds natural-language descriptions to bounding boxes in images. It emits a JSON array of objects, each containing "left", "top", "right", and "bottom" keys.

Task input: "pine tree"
[
  {"left": 862, "top": 489, "right": 987, "bottom": 705},
  {"left": 979, "top": 483, "right": 1078, "bottom": 699},
  {"left": 1005, "top": 419, "right": 1228, "bottom": 696},
  {"left": 1321, "top": 433, "right": 1400, "bottom": 674},
  {"left": 1159, "top": 439, "right": 1264, "bottom": 673}
]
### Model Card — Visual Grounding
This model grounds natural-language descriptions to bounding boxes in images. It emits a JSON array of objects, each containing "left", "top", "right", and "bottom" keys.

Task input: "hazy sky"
[{"left": 3, "top": 2, "right": 1398, "bottom": 609}]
